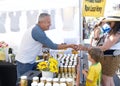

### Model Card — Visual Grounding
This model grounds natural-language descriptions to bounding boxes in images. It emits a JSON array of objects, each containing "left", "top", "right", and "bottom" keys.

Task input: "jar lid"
[
  {"left": 66, "top": 78, "right": 73, "bottom": 82},
  {"left": 46, "top": 78, "right": 53, "bottom": 82},
  {"left": 40, "top": 77, "right": 46, "bottom": 81},
  {"left": 33, "top": 76, "right": 39, "bottom": 80},
  {"left": 60, "top": 78, "right": 66, "bottom": 82},
  {"left": 53, "top": 78, "right": 59, "bottom": 82},
  {"left": 21, "top": 76, "right": 27, "bottom": 79},
  {"left": 64, "top": 66, "right": 67, "bottom": 68}
]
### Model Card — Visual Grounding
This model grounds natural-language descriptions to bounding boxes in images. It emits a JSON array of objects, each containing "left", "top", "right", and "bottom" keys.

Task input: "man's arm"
[
  {"left": 57, "top": 44, "right": 77, "bottom": 49},
  {"left": 32, "top": 27, "right": 57, "bottom": 49},
  {"left": 32, "top": 27, "right": 77, "bottom": 50}
]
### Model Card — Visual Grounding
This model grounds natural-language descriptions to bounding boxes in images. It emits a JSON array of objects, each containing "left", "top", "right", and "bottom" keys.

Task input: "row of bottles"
[
  {"left": 32, "top": 77, "right": 74, "bottom": 86},
  {"left": 58, "top": 54, "right": 78, "bottom": 84},
  {"left": 20, "top": 76, "right": 74, "bottom": 86}
]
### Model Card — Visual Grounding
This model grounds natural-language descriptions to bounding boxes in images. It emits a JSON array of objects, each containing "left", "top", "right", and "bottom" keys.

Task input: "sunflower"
[
  {"left": 37, "top": 57, "right": 58, "bottom": 73},
  {"left": 49, "top": 57, "right": 58, "bottom": 65},
  {"left": 49, "top": 63, "right": 58, "bottom": 73},
  {"left": 37, "top": 61, "right": 48, "bottom": 71}
]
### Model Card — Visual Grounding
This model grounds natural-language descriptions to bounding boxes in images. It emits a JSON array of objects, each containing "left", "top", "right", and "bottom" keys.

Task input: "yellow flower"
[
  {"left": 37, "top": 57, "right": 58, "bottom": 73},
  {"left": 37, "top": 61, "right": 48, "bottom": 71},
  {"left": 49, "top": 63, "right": 58, "bottom": 73},
  {"left": 49, "top": 57, "right": 58, "bottom": 65}
]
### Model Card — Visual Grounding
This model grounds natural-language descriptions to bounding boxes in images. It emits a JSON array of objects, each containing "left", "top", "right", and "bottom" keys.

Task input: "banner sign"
[{"left": 82, "top": 0, "right": 106, "bottom": 17}]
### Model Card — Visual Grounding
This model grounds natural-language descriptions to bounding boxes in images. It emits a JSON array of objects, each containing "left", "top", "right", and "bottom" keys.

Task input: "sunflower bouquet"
[{"left": 37, "top": 56, "right": 58, "bottom": 73}]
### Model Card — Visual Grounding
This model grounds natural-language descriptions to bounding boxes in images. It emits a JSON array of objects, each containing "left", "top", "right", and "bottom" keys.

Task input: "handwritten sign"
[{"left": 82, "top": 0, "right": 106, "bottom": 17}]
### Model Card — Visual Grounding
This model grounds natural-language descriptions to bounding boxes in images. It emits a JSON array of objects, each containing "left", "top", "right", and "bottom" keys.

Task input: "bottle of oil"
[{"left": 20, "top": 76, "right": 28, "bottom": 86}]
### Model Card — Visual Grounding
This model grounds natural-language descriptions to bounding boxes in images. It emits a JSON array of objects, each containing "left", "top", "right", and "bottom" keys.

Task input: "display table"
[
  {"left": 18, "top": 54, "right": 80, "bottom": 86},
  {"left": 0, "top": 61, "right": 17, "bottom": 86}
]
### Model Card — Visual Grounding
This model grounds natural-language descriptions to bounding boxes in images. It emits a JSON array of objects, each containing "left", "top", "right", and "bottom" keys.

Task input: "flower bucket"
[{"left": 42, "top": 71, "right": 54, "bottom": 78}]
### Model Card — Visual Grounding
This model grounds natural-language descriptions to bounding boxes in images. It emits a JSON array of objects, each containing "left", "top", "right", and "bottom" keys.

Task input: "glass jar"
[
  {"left": 20, "top": 76, "right": 28, "bottom": 86},
  {"left": 71, "top": 65, "right": 75, "bottom": 73},
  {"left": 38, "top": 82, "right": 44, "bottom": 86},
  {"left": 45, "top": 78, "right": 53, "bottom": 86},
  {"left": 53, "top": 78, "right": 59, "bottom": 86},
  {"left": 53, "top": 78, "right": 59, "bottom": 83},
  {"left": 31, "top": 82, "right": 38, "bottom": 86},
  {"left": 60, "top": 78, "right": 66, "bottom": 86},
  {"left": 32, "top": 76, "right": 39, "bottom": 83},
  {"left": 64, "top": 66, "right": 68, "bottom": 74},
  {"left": 67, "top": 65, "right": 71, "bottom": 77},
  {"left": 40, "top": 77, "right": 46, "bottom": 84},
  {"left": 71, "top": 65, "right": 76, "bottom": 79},
  {"left": 68, "top": 66, "right": 72, "bottom": 73},
  {"left": 53, "top": 83, "right": 60, "bottom": 86},
  {"left": 60, "top": 65, "right": 64, "bottom": 74},
  {"left": 66, "top": 78, "right": 73, "bottom": 86}
]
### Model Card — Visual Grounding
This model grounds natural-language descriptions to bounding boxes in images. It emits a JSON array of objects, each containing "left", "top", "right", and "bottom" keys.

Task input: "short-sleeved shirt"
[{"left": 86, "top": 62, "right": 102, "bottom": 86}]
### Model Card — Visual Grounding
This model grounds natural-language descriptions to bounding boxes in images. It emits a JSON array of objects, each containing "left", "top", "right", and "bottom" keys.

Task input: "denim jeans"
[{"left": 16, "top": 61, "right": 36, "bottom": 79}]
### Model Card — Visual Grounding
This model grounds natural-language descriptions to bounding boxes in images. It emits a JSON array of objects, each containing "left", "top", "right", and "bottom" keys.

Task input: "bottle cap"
[
  {"left": 33, "top": 76, "right": 39, "bottom": 80},
  {"left": 21, "top": 76, "right": 27, "bottom": 79},
  {"left": 46, "top": 78, "right": 52, "bottom": 82},
  {"left": 53, "top": 78, "right": 59, "bottom": 82},
  {"left": 40, "top": 77, "right": 46, "bottom": 81},
  {"left": 60, "top": 78, "right": 66, "bottom": 82},
  {"left": 66, "top": 78, "right": 73, "bottom": 82}
]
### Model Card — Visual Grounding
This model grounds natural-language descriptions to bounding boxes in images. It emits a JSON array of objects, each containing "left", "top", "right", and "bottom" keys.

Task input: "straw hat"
[{"left": 103, "top": 16, "right": 120, "bottom": 22}]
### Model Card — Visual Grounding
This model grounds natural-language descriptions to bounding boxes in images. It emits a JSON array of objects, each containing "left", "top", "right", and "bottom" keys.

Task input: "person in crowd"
[
  {"left": 90, "top": 17, "right": 111, "bottom": 47},
  {"left": 82, "top": 47, "right": 103, "bottom": 86},
  {"left": 77, "top": 16, "right": 120, "bottom": 86},
  {"left": 15, "top": 13, "right": 77, "bottom": 79},
  {"left": 90, "top": 22, "right": 101, "bottom": 47}
]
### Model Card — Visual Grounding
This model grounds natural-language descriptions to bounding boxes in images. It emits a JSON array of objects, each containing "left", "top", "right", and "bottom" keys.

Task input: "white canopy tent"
[
  {"left": 0, "top": 0, "right": 81, "bottom": 54},
  {"left": 0, "top": 0, "right": 78, "bottom": 11}
]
